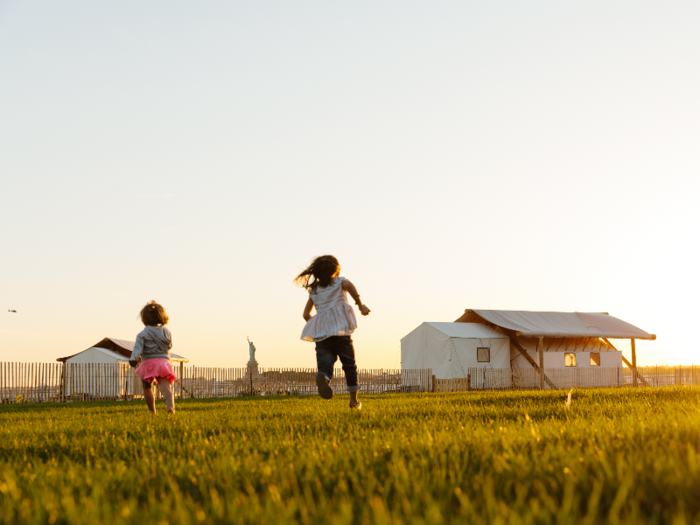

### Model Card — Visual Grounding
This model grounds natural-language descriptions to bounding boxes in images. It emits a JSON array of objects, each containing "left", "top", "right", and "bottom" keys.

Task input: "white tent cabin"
[
  {"left": 401, "top": 322, "right": 512, "bottom": 373},
  {"left": 402, "top": 310, "right": 655, "bottom": 389},
  {"left": 401, "top": 323, "right": 513, "bottom": 388},
  {"left": 57, "top": 337, "right": 189, "bottom": 398}
]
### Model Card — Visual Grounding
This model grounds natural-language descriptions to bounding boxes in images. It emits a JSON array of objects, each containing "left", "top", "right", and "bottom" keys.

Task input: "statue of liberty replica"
[{"left": 246, "top": 337, "right": 259, "bottom": 378}]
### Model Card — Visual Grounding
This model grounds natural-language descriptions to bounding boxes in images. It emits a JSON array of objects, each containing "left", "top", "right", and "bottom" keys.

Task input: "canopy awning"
[{"left": 455, "top": 310, "right": 655, "bottom": 340}]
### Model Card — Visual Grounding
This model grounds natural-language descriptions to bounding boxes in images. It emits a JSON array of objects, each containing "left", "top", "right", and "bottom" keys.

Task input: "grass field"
[{"left": 1, "top": 387, "right": 700, "bottom": 525}]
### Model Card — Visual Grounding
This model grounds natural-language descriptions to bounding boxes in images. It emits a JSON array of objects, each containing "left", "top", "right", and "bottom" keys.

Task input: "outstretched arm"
[
  {"left": 342, "top": 280, "right": 371, "bottom": 316},
  {"left": 303, "top": 297, "right": 314, "bottom": 321}
]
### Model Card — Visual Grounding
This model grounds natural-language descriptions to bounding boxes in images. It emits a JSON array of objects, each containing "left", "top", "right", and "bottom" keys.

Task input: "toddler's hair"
[
  {"left": 139, "top": 301, "right": 169, "bottom": 326},
  {"left": 294, "top": 255, "right": 340, "bottom": 292}
]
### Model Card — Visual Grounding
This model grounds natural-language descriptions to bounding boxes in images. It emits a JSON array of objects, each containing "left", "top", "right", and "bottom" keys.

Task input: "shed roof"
[
  {"left": 90, "top": 347, "right": 129, "bottom": 360},
  {"left": 455, "top": 310, "right": 655, "bottom": 340},
  {"left": 424, "top": 322, "right": 509, "bottom": 339},
  {"left": 57, "top": 337, "right": 189, "bottom": 363}
]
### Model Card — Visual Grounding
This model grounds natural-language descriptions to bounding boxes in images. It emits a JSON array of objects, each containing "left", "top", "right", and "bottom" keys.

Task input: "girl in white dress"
[{"left": 295, "top": 255, "right": 370, "bottom": 408}]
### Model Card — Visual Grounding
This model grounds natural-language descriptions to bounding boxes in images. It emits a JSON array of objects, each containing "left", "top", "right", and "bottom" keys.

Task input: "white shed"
[
  {"left": 401, "top": 322, "right": 511, "bottom": 379},
  {"left": 57, "top": 337, "right": 189, "bottom": 398}
]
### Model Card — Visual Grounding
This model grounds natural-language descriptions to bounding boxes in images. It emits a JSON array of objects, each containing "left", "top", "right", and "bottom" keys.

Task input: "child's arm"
[
  {"left": 303, "top": 298, "right": 314, "bottom": 321},
  {"left": 342, "top": 280, "right": 371, "bottom": 316},
  {"left": 129, "top": 333, "right": 144, "bottom": 367}
]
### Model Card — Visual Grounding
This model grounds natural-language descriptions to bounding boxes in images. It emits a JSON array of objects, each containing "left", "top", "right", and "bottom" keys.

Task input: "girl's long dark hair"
[{"left": 294, "top": 255, "right": 340, "bottom": 292}]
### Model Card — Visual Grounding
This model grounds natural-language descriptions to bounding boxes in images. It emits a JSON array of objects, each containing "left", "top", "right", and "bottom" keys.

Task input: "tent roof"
[
  {"left": 424, "top": 322, "right": 509, "bottom": 339},
  {"left": 57, "top": 337, "right": 189, "bottom": 363},
  {"left": 455, "top": 310, "right": 655, "bottom": 340},
  {"left": 90, "top": 347, "right": 129, "bottom": 360}
]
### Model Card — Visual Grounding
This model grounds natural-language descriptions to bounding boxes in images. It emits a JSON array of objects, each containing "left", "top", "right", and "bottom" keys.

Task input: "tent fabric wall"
[
  {"left": 510, "top": 337, "right": 623, "bottom": 369},
  {"left": 511, "top": 349, "right": 622, "bottom": 369},
  {"left": 401, "top": 324, "right": 452, "bottom": 376},
  {"left": 401, "top": 323, "right": 510, "bottom": 379}
]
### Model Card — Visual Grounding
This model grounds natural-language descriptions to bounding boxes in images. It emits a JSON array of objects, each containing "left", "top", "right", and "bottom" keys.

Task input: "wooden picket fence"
[
  {"left": 0, "top": 363, "right": 433, "bottom": 404},
  {"left": 178, "top": 367, "right": 432, "bottom": 398},
  {"left": 4, "top": 362, "right": 699, "bottom": 402},
  {"left": 433, "top": 366, "right": 700, "bottom": 392}
]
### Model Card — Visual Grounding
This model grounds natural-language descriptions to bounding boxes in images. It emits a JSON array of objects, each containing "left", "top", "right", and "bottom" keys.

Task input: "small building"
[
  {"left": 402, "top": 310, "right": 655, "bottom": 389},
  {"left": 57, "top": 337, "right": 189, "bottom": 398}
]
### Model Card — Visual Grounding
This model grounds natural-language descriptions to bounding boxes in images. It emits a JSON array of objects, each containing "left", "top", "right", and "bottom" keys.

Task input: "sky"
[{"left": 1, "top": 1, "right": 698, "bottom": 369}]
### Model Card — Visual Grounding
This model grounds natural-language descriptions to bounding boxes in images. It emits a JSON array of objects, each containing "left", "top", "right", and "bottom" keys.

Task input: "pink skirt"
[{"left": 135, "top": 358, "right": 177, "bottom": 385}]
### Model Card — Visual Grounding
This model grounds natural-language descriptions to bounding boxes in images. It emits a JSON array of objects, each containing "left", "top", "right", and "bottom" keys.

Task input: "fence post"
[
  {"left": 60, "top": 362, "right": 66, "bottom": 402},
  {"left": 538, "top": 338, "right": 545, "bottom": 390},
  {"left": 179, "top": 362, "right": 183, "bottom": 399}
]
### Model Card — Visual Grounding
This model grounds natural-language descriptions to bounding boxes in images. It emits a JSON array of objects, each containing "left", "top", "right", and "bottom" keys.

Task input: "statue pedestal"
[{"left": 246, "top": 360, "right": 259, "bottom": 378}]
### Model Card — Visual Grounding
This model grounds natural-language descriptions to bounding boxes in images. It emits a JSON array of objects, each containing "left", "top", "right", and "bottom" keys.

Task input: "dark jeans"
[{"left": 315, "top": 336, "right": 359, "bottom": 392}]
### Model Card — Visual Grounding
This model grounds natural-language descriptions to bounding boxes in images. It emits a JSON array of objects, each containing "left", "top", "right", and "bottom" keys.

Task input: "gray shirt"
[{"left": 131, "top": 326, "right": 173, "bottom": 362}]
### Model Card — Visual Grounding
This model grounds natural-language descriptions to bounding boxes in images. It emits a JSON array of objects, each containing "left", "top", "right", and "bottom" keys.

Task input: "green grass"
[{"left": 1, "top": 387, "right": 700, "bottom": 524}]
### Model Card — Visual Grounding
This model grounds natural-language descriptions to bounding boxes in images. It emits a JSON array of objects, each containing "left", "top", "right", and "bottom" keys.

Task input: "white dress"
[{"left": 301, "top": 277, "right": 358, "bottom": 342}]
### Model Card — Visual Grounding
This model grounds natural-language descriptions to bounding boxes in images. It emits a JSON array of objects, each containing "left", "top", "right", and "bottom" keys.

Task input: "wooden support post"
[
  {"left": 538, "top": 338, "right": 545, "bottom": 390},
  {"left": 508, "top": 336, "right": 557, "bottom": 389},
  {"left": 631, "top": 339, "right": 637, "bottom": 387}
]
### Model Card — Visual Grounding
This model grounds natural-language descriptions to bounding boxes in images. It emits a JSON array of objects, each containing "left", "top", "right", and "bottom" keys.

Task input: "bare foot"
[{"left": 349, "top": 401, "right": 362, "bottom": 410}]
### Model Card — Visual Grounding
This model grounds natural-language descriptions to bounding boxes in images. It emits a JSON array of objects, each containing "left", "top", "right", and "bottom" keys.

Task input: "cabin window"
[
  {"left": 590, "top": 353, "right": 600, "bottom": 366},
  {"left": 565, "top": 353, "right": 577, "bottom": 367},
  {"left": 477, "top": 347, "right": 490, "bottom": 362}
]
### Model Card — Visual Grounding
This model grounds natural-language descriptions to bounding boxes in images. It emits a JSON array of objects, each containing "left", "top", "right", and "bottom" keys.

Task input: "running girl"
[
  {"left": 129, "top": 301, "right": 177, "bottom": 414},
  {"left": 295, "top": 255, "right": 370, "bottom": 408}
]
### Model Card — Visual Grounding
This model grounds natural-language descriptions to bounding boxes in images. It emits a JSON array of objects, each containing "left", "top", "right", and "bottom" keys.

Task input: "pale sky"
[{"left": 1, "top": 1, "right": 698, "bottom": 368}]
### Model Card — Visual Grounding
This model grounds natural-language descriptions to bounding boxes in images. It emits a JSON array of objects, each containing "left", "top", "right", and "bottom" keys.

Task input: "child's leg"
[
  {"left": 315, "top": 339, "right": 338, "bottom": 381},
  {"left": 315, "top": 338, "right": 338, "bottom": 399},
  {"left": 159, "top": 380, "right": 175, "bottom": 413},
  {"left": 336, "top": 336, "right": 360, "bottom": 406},
  {"left": 142, "top": 380, "right": 156, "bottom": 414}
]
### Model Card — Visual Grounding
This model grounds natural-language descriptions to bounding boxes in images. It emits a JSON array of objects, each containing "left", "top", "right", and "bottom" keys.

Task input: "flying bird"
[{"left": 8, "top": 309, "right": 17, "bottom": 313}]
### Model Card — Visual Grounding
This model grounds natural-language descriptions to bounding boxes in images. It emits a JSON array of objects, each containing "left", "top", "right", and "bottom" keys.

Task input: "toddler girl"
[
  {"left": 295, "top": 255, "right": 370, "bottom": 408},
  {"left": 129, "top": 301, "right": 177, "bottom": 414}
]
